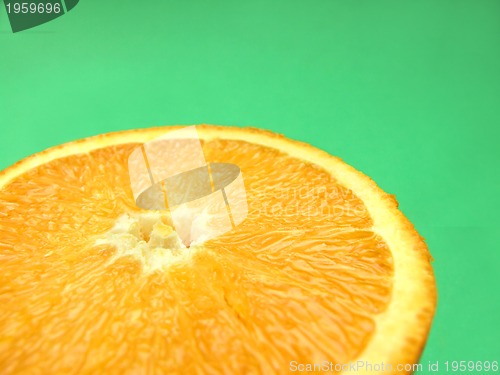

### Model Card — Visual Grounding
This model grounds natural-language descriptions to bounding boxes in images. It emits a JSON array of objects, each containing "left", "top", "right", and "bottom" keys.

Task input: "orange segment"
[{"left": 0, "top": 126, "right": 436, "bottom": 374}]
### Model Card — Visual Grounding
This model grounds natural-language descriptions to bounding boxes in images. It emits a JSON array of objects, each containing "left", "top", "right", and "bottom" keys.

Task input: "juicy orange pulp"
[{"left": 0, "top": 139, "right": 393, "bottom": 374}]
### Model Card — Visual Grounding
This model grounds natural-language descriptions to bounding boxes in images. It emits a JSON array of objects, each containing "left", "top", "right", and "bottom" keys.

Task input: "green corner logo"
[{"left": 3, "top": 0, "right": 79, "bottom": 33}]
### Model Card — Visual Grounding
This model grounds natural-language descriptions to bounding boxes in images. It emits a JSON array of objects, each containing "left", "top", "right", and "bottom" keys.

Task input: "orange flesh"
[{"left": 0, "top": 140, "right": 393, "bottom": 374}]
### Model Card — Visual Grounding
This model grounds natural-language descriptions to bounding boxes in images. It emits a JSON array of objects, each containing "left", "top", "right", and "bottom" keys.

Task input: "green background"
[{"left": 1, "top": 1, "right": 499, "bottom": 372}]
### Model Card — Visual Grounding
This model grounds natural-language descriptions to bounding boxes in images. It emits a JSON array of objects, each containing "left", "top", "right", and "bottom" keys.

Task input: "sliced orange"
[{"left": 0, "top": 125, "right": 436, "bottom": 374}]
